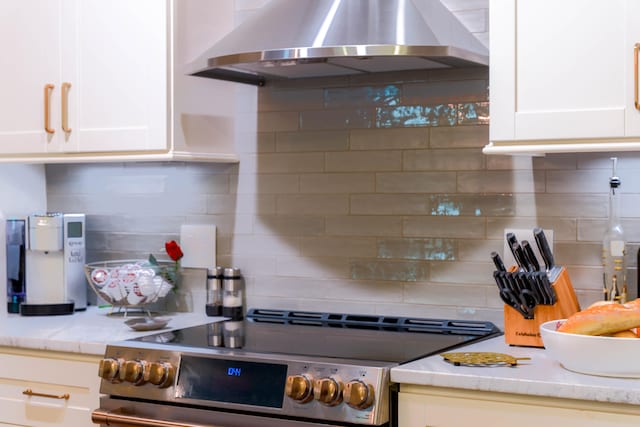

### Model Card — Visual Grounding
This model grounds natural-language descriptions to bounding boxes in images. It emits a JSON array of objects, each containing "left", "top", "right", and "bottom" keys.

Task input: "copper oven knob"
[
  {"left": 145, "top": 361, "right": 176, "bottom": 388},
  {"left": 120, "top": 360, "right": 146, "bottom": 385},
  {"left": 344, "top": 380, "right": 375, "bottom": 410},
  {"left": 285, "top": 375, "right": 313, "bottom": 403},
  {"left": 313, "top": 377, "right": 343, "bottom": 406},
  {"left": 98, "top": 358, "right": 121, "bottom": 382}
]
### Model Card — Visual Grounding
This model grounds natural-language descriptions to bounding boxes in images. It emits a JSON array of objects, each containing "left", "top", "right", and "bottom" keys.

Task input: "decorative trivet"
[{"left": 440, "top": 351, "right": 531, "bottom": 367}]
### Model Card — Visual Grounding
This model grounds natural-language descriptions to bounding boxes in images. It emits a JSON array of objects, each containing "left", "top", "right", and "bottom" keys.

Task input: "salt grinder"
[
  {"left": 222, "top": 268, "right": 244, "bottom": 320},
  {"left": 205, "top": 266, "right": 224, "bottom": 317}
]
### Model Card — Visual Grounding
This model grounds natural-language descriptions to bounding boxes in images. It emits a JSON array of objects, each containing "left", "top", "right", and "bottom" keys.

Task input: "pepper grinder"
[
  {"left": 205, "top": 266, "right": 223, "bottom": 317},
  {"left": 222, "top": 268, "right": 244, "bottom": 320}
]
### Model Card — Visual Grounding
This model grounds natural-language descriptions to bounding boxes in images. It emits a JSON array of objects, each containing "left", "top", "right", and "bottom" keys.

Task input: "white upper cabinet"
[
  {"left": 0, "top": 0, "right": 238, "bottom": 163},
  {"left": 0, "top": 1, "right": 63, "bottom": 155},
  {"left": 485, "top": 0, "right": 640, "bottom": 154}
]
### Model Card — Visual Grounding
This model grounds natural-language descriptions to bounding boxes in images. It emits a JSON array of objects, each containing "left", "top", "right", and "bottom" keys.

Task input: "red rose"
[{"left": 165, "top": 240, "right": 184, "bottom": 262}]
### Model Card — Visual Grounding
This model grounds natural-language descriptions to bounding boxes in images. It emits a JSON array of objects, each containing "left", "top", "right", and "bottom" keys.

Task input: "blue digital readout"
[
  {"left": 227, "top": 367, "right": 242, "bottom": 376},
  {"left": 178, "top": 356, "right": 288, "bottom": 408}
]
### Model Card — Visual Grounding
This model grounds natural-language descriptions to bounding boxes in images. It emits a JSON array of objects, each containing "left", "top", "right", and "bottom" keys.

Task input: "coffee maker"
[
  {"left": 19, "top": 213, "right": 86, "bottom": 316},
  {"left": 6, "top": 219, "right": 26, "bottom": 313}
]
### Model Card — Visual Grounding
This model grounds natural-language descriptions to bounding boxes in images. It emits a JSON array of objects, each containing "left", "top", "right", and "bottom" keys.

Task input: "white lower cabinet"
[
  {"left": 0, "top": 347, "right": 101, "bottom": 427},
  {"left": 399, "top": 385, "right": 640, "bottom": 427}
]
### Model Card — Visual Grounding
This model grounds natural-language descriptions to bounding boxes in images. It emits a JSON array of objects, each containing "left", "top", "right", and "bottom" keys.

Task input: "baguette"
[
  {"left": 608, "top": 329, "right": 639, "bottom": 338},
  {"left": 558, "top": 299, "right": 640, "bottom": 336}
]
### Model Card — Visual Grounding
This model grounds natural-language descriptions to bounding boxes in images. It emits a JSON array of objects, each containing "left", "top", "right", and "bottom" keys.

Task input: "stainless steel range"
[{"left": 92, "top": 309, "right": 501, "bottom": 427}]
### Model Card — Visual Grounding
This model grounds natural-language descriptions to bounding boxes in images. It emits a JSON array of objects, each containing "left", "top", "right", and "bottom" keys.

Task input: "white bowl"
[{"left": 540, "top": 319, "right": 640, "bottom": 378}]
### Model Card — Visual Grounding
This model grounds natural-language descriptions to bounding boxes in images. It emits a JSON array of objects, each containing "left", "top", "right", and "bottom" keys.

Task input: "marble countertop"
[
  {"left": 3, "top": 308, "right": 638, "bottom": 406},
  {"left": 391, "top": 336, "right": 640, "bottom": 405},
  {"left": 0, "top": 306, "right": 215, "bottom": 355}
]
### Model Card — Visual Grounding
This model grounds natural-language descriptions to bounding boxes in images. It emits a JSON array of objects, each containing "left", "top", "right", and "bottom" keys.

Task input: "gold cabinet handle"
[
  {"left": 44, "top": 84, "right": 55, "bottom": 134},
  {"left": 635, "top": 43, "right": 640, "bottom": 110},
  {"left": 62, "top": 82, "right": 72, "bottom": 133},
  {"left": 22, "top": 388, "right": 70, "bottom": 400}
]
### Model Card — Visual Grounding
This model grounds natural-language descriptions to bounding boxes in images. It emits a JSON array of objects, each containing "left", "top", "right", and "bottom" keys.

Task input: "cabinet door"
[
  {"left": 68, "top": 0, "right": 169, "bottom": 153},
  {"left": 0, "top": 351, "right": 100, "bottom": 427},
  {"left": 0, "top": 1, "right": 64, "bottom": 154},
  {"left": 490, "top": 0, "right": 630, "bottom": 142}
]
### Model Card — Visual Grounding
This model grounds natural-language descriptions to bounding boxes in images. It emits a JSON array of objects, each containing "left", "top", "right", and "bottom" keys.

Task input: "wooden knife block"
[{"left": 503, "top": 266, "right": 580, "bottom": 347}]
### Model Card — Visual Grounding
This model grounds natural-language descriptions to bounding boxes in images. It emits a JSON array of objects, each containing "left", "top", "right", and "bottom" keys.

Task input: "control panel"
[{"left": 98, "top": 344, "right": 391, "bottom": 425}]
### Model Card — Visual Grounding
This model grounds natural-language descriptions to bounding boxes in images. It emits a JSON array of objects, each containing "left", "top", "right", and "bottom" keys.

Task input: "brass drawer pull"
[{"left": 22, "top": 388, "right": 70, "bottom": 400}]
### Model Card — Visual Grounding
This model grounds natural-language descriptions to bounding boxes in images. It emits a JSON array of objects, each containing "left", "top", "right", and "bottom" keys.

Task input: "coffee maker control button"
[{"left": 344, "top": 380, "right": 375, "bottom": 410}]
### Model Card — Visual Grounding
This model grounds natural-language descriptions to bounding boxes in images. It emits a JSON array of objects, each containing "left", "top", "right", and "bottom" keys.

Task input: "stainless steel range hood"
[{"left": 187, "top": 0, "right": 488, "bottom": 86}]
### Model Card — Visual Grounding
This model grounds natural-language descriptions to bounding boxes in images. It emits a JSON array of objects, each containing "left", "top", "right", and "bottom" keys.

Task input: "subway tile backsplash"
[{"left": 45, "top": 65, "right": 640, "bottom": 328}]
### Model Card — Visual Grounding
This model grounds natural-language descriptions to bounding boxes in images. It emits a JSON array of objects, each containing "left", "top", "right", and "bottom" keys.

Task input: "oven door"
[{"left": 92, "top": 397, "right": 355, "bottom": 427}]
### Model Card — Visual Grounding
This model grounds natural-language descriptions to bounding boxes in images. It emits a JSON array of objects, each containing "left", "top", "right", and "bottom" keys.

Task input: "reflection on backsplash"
[
  {"left": 44, "top": 66, "right": 637, "bottom": 329},
  {"left": 376, "top": 102, "right": 489, "bottom": 128}
]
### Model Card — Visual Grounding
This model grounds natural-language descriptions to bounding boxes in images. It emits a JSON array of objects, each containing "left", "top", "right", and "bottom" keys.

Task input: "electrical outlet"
[{"left": 503, "top": 228, "right": 554, "bottom": 270}]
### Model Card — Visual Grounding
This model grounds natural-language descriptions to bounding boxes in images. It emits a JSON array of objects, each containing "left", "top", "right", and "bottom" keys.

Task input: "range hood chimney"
[{"left": 187, "top": 0, "right": 488, "bottom": 86}]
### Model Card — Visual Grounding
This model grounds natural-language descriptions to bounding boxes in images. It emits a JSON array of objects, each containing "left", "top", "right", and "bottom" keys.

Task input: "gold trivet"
[{"left": 440, "top": 352, "right": 531, "bottom": 367}]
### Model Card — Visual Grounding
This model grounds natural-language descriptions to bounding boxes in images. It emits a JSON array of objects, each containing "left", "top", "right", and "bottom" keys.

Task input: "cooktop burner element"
[{"left": 96, "top": 309, "right": 501, "bottom": 426}]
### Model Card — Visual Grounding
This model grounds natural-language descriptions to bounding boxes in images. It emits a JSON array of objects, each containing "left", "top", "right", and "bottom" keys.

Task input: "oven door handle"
[{"left": 92, "top": 408, "right": 219, "bottom": 427}]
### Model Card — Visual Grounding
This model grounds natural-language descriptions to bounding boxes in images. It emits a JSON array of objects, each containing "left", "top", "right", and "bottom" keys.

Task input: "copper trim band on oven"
[{"left": 92, "top": 409, "right": 214, "bottom": 427}]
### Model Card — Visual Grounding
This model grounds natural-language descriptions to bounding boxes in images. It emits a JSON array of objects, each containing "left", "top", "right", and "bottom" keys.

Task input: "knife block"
[{"left": 503, "top": 266, "right": 580, "bottom": 347}]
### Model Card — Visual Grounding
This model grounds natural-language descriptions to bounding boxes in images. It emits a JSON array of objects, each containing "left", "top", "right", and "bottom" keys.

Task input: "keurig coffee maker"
[{"left": 20, "top": 213, "right": 86, "bottom": 316}]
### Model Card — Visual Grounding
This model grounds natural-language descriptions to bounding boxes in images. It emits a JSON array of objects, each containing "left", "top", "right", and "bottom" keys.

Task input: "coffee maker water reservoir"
[{"left": 21, "top": 213, "right": 86, "bottom": 316}]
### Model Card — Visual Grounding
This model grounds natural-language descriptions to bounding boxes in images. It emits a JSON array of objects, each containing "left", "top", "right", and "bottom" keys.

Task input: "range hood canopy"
[{"left": 188, "top": 0, "right": 489, "bottom": 86}]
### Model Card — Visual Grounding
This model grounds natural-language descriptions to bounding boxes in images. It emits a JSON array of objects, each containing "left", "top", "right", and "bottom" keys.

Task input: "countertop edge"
[{"left": 390, "top": 336, "right": 640, "bottom": 406}]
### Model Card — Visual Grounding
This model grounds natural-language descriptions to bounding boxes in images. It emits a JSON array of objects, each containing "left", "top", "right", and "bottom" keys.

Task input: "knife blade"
[{"left": 521, "top": 240, "right": 540, "bottom": 272}]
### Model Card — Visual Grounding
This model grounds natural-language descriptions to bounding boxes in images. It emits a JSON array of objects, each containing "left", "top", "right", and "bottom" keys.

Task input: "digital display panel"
[
  {"left": 67, "top": 221, "right": 83, "bottom": 238},
  {"left": 177, "top": 356, "right": 288, "bottom": 408}
]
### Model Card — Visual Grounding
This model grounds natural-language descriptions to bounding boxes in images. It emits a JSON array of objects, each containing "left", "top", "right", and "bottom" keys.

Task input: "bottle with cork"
[{"left": 602, "top": 157, "right": 627, "bottom": 303}]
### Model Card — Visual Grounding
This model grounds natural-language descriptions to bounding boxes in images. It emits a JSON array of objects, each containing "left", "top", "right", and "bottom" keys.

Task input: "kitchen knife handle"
[
  {"left": 491, "top": 251, "right": 506, "bottom": 272},
  {"left": 533, "top": 227, "right": 555, "bottom": 270},
  {"left": 512, "top": 242, "right": 531, "bottom": 272},
  {"left": 521, "top": 240, "right": 540, "bottom": 271},
  {"left": 44, "top": 84, "right": 55, "bottom": 134},
  {"left": 506, "top": 232, "right": 519, "bottom": 265}
]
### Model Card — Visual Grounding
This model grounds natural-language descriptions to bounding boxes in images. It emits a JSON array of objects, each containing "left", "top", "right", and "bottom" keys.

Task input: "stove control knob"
[
  {"left": 120, "top": 360, "right": 146, "bottom": 385},
  {"left": 98, "top": 358, "right": 121, "bottom": 382},
  {"left": 145, "top": 361, "right": 176, "bottom": 388},
  {"left": 313, "top": 377, "right": 343, "bottom": 406},
  {"left": 285, "top": 375, "right": 313, "bottom": 403},
  {"left": 344, "top": 380, "right": 375, "bottom": 410}
]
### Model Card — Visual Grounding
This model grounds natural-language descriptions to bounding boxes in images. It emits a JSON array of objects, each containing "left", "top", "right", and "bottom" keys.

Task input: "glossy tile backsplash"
[
  {"left": 43, "top": 1, "right": 640, "bottom": 327},
  {"left": 45, "top": 63, "right": 640, "bottom": 327}
]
